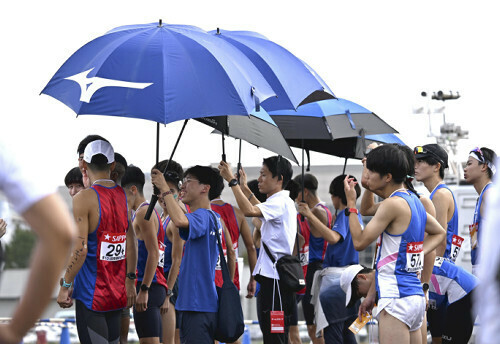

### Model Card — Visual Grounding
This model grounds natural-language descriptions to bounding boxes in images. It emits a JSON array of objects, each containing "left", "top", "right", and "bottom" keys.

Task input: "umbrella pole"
[
  {"left": 237, "top": 139, "right": 242, "bottom": 182},
  {"left": 156, "top": 123, "right": 160, "bottom": 164},
  {"left": 301, "top": 139, "right": 305, "bottom": 221},
  {"left": 145, "top": 119, "right": 189, "bottom": 221},
  {"left": 342, "top": 157, "right": 348, "bottom": 175},
  {"left": 221, "top": 133, "right": 227, "bottom": 162}
]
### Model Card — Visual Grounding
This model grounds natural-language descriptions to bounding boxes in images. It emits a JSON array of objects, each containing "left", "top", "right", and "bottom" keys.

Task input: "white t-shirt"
[
  {"left": 0, "top": 139, "right": 52, "bottom": 214},
  {"left": 253, "top": 190, "right": 297, "bottom": 279},
  {"left": 477, "top": 160, "right": 500, "bottom": 344}
]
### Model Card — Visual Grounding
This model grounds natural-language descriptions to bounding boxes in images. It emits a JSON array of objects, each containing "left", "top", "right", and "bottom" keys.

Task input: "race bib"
[
  {"left": 449, "top": 235, "right": 464, "bottom": 262},
  {"left": 100, "top": 232, "right": 126, "bottom": 261},
  {"left": 434, "top": 256, "right": 445, "bottom": 268},
  {"left": 216, "top": 249, "right": 227, "bottom": 270},
  {"left": 158, "top": 241, "right": 166, "bottom": 268},
  {"left": 406, "top": 241, "right": 424, "bottom": 272},
  {"left": 469, "top": 223, "right": 478, "bottom": 250},
  {"left": 299, "top": 246, "right": 309, "bottom": 267}
]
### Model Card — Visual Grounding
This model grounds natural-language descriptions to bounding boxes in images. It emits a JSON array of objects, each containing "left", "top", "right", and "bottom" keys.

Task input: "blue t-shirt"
[
  {"left": 323, "top": 211, "right": 362, "bottom": 268},
  {"left": 176, "top": 208, "right": 220, "bottom": 313}
]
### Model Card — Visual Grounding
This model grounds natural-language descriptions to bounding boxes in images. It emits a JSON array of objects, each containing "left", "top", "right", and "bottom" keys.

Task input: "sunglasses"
[
  {"left": 470, "top": 147, "right": 485, "bottom": 163},
  {"left": 414, "top": 146, "right": 446, "bottom": 167}
]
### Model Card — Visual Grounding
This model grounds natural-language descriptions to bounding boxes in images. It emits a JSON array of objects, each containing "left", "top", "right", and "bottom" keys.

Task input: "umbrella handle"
[{"left": 145, "top": 119, "right": 189, "bottom": 221}]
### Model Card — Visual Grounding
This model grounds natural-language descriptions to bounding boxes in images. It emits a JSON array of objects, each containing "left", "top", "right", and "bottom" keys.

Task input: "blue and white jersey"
[
  {"left": 429, "top": 257, "right": 478, "bottom": 306},
  {"left": 470, "top": 183, "right": 492, "bottom": 265},
  {"left": 430, "top": 184, "right": 461, "bottom": 262},
  {"left": 376, "top": 191, "right": 426, "bottom": 299}
]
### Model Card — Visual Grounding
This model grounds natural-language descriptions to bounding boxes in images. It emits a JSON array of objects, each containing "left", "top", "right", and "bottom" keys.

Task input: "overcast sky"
[{"left": 1, "top": 0, "right": 499, "bottom": 189}]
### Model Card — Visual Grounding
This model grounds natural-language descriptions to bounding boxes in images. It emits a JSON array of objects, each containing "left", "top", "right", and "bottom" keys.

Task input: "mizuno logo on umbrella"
[{"left": 65, "top": 68, "right": 153, "bottom": 103}]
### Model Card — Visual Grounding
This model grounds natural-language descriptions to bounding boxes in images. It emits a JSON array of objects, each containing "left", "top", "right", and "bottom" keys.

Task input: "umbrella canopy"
[
  {"left": 206, "top": 108, "right": 298, "bottom": 163},
  {"left": 41, "top": 22, "right": 276, "bottom": 124},
  {"left": 211, "top": 29, "right": 335, "bottom": 111},
  {"left": 268, "top": 98, "right": 397, "bottom": 140}
]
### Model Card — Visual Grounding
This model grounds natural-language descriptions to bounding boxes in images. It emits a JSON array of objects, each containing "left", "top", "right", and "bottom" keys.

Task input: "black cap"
[{"left": 414, "top": 144, "right": 448, "bottom": 168}]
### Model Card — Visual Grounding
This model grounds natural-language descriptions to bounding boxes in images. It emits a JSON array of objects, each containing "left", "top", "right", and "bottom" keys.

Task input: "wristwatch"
[
  {"left": 344, "top": 208, "right": 359, "bottom": 216},
  {"left": 422, "top": 282, "right": 429, "bottom": 292},
  {"left": 228, "top": 179, "right": 239, "bottom": 187},
  {"left": 60, "top": 277, "right": 72, "bottom": 288},
  {"left": 166, "top": 289, "right": 173, "bottom": 297},
  {"left": 140, "top": 284, "right": 150, "bottom": 292},
  {"left": 126, "top": 272, "right": 137, "bottom": 280}
]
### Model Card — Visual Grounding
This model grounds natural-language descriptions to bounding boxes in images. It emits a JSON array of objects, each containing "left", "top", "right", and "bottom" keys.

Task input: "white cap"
[
  {"left": 83, "top": 140, "right": 114, "bottom": 164},
  {"left": 340, "top": 264, "right": 364, "bottom": 307}
]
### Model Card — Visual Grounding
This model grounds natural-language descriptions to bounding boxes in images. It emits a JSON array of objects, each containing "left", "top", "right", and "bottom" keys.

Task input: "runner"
[
  {"left": 414, "top": 144, "right": 460, "bottom": 343},
  {"left": 297, "top": 174, "right": 363, "bottom": 344},
  {"left": 219, "top": 156, "right": 297, "bottom": 344},
  {"left": 463, "top": 146, "right": 497, "bottom": 276},
  {"left": 64, "top": 167, "right": 84, "bottom": 197},
  {"left": 122, "top": 165, "right": 167, "bottom": 344},
  {"left": 0, "top": 138, "right": 75, "bottom": 344},
  {"left": 210, "top": 168, "right": 258, "bottom": 300},
  {"left": 293, "top": 173, "right": 332, "bottom": 344},
  {"left": 151, "top": 165, "right": 235, "bottom": 344},
  {"left": 110, "top": 152, "right": 130, "bottom": 344},
  {"left": 344, "top": 144, "right": 446, "bottom": 344},
  {"left": 57, "top": 138, "right": 137, "bottom": 344},
  {"left": 153, "top": 159, "right": 185, "bottom": 344}
]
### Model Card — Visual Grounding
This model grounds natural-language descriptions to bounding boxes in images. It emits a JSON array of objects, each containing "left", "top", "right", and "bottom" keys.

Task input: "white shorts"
[{"left": 376, "top": 295, "right": 426, "bottom": 332}]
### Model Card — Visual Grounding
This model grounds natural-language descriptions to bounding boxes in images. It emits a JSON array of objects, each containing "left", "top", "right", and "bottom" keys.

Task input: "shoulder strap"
[
  {"left": 262, "top": 226, "right": 300, "bottom": 263},
  {"left": 209, "top": 210, "right": 231, "bottom": 283}
]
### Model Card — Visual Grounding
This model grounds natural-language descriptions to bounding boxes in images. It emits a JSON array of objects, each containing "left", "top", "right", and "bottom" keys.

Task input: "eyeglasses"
[
  {"left": 414, "top": 146, "right": 446, "bottom": 167},
  {"left": 182, "top": 178, "right": 199, "bottom": 185}
]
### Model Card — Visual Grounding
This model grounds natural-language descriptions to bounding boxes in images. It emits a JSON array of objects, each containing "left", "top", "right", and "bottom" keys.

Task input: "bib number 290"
[{"left": 100, "top": 232, "right": 126, "bottom": 261}]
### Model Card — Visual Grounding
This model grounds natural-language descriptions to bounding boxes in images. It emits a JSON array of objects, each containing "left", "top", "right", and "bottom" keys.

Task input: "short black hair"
[
  {"left": 293, "top": 173, "right": 318, "bottom": 196},
  {"left": 121, "top": 165, "right": 145, "bottom": 195},
  {"left": 348, "top": 266, "right": 374, "bottom": 308},
  {"left": 153, "top": 159, "right": 184, "bottom": 190},
  {"left": 64, "top": 167, "right": 83, "bottom": 187},
  {"left": 285, "top": 179, "right": 300, "bottom": 201},
  {"left": 262, "top": 156, "right": 293, "bottom": 189},
  {"left": 184, "top": 165, "right": 219, "bottom": 191},
  {"left": 112, "top": 152, "right": 128, "bottom": 185},
  {"left": 247, "top": 179, "right": 267, "bottom": 203},
  {"left": 366, "top": 144, "right": 409, "bottom": 184},
  {"left": 479, "top": 147, "right": 497, "bottom": 179},
  {"left": 209, "top": 167, "right": 225, "bottom": 200},
  {"left": 329, "top": 174, "right": 360, "bottom": 205},
  {"left": 77, "top": 135, "right": 107, "bottom": 155}
]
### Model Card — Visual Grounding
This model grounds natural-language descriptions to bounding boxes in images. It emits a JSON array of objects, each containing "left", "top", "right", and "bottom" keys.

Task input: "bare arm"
[
  {"left": 152, "top": 169, "right": 189, "bottom": 228},
  {"left": 2, "top": 194, "right": 75, "bottom": 344},
  {"left": 125, "top": 212, "right": 138, "bottom": 308},
  {"left": 423, "top": 212, "right": 447, "bottom": 255},
  {"left": 427, "top": 191, "right": 448, "bottom": 256},
  {"left": 297, "top": 203, "right": 341, "bottom": 244},
  {"left": 218, "top": 161, "right": 263, "bottom": 217},
  {"left": 222, "top": 220, "right": 236, "bottom": 281},
  {"left": 360, "top": 189, "right": 379, "bottom": 216},
  {"left": 135, "top": 208, "right": 160, "bottom": 312},
  {"left": 166, "top": 223, "right": 184, "bottom": 289}
]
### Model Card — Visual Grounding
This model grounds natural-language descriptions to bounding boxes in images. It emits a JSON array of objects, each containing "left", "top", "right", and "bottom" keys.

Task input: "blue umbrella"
[
  {"left": 268, "top": 98, "right": 397, "bottom": 140},
  {"left": 41, "top": 21, "right": 283, "bottom": 219},
  {"left": 210, "top": 29, "right": 335, "bottom": 111},
  {"left": 41, "top": 22, "right": 275, "bottom": 124}
]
